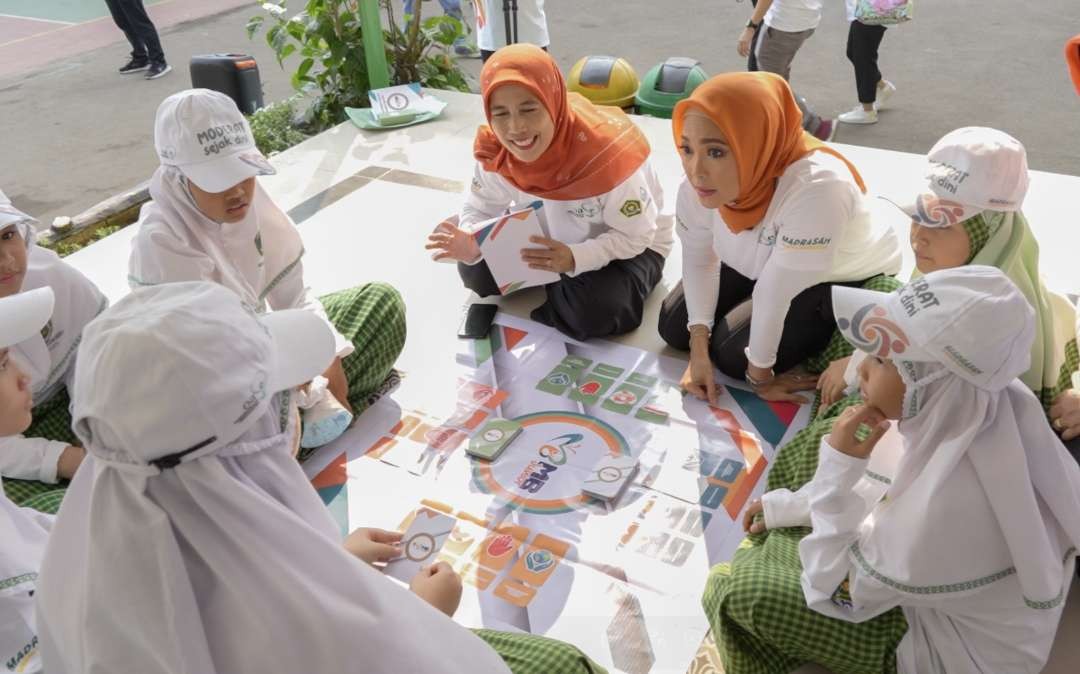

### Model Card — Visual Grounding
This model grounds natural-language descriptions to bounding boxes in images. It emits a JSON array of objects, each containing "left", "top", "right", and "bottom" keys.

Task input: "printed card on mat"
[
  {"left": 471, "top": 202, "right": 559, "bottom": 294},
  {"left": 385, "top": 507, "right": 457, "bottom": 583},
  {"left": 466, "top": 418, "right": 523, "bottom": 461},
  {"left": 582, "top": 455, "right": 639, "bottom": 502}
]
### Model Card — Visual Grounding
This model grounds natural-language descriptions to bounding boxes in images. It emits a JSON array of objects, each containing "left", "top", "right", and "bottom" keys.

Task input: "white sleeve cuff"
[
  {"left": 816, "top": 437, "right": 870, "bottom": 486},
  {"left": 744, "top": 346, "right": 777, "bottom": 371},
  {"left": 566, "top": 241, "right": 605, "bottom": 277},
  {"left": 762, "top": 488, "right": 811, "bottom": 528},
  {"left": 39, "top": 440, "right": 69, "bottom": 484}
]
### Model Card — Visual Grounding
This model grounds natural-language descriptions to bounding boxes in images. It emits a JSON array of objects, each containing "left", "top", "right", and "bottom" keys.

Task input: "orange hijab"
[
  {"left": 473, "top": 45, "right": 650, "bottom": 201},
  {"left": 672, "top": 72, "right": 866, "bottom": 233},
  {"left": 1067, "top": 34, "right": 1080, "bottom": 96}
]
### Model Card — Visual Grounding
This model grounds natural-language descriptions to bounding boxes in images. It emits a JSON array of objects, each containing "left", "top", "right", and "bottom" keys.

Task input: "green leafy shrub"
[
  {"left": 248, "top": 98, "right": 309, "bottom": 155},
  {"left": 248, "top": 0, "right": 471, "bottom": 133}
]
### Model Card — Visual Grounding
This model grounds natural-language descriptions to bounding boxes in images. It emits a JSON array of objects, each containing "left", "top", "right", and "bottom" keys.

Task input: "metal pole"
[
  {"left": 510, "top": 0, "right": 518, "bottom": 45},
  {"left": 359, "top": 0, "right": 390, "bottom": 89},
  {"left": 502, "top": 0, "right": 512, "bottom": 46}
]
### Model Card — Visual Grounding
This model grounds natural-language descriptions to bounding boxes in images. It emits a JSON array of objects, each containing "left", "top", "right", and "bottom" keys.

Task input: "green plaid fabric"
[
  {"left": 765, "top": 393, "right": 865, "bottom": 498},
  {"left": 802, "top": 275, "right": 904, "bottom": 375},
  {"left": 703, "top": 531, "right": 907, "bottom": 674},
  {"left": 1044, "top": 337, "right": 1079, "bottom": 411},
  {"left": 320, "top": 282, "right": 407, "bottom": 414},
  {"left": 472, "top": 629, "right": 609, "bottom": 674},
  {"left": 962, "top": 213, "right": 996, "bottom": 264},
  {"left": 26, "top": 387, "right": 77, "bottom": 446},
  {"left": 2, "top": 388, "right": 75, "bottom": 514}
]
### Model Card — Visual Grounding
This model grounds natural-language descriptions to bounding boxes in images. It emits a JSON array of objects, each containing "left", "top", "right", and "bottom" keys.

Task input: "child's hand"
[
  {"left": 322, "top": 357, "right": 353, "bottom": 415},
  {"left": 522, "top": 236, "right": 575, "bottom": 274},
  {"left": 425, "top": 216, "right": 481, "bottom": 263},
  {"left": 828, "top": 404, "right": 890, "bottom": 459},
  {"left": 1050, "top": 389, "right": 1080, "bottom": 441},
  {"left": 742, "top": 499, "right": 767, "bottom": 534},
  {"left": 818, "top": 357, "right": 851, "bottom": 411},
  {"left": 344, "top": 527, "right": 403, "bottom": 566},
  {"left": 56, "top": 446, "right": 86, "bottom": 480},
  {"left": 410, "top": 561, "right": 463, "bottom": 617}
]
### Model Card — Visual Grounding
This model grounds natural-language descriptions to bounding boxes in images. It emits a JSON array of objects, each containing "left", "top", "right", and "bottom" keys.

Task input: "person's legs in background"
[
  {"left": 796, "top": 95, "right": 835, "bottom": 142},
  {"left": 104, "top": 0, "right": 148, "bottom": 73},
  {"left": 110, "top": 0, "right": 168, "bottom": 79},
  {"left": 752, "top": 25, "right": 835, "bottom": 141},
  {"left": 404, "top": 0, "right": 479, "bottom": 57},
  {"left": 838, "top": 21, "right": 892, "bottom": 125}
]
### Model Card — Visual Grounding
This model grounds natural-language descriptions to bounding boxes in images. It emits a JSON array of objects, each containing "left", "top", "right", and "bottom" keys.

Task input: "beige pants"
[{"left": 754, "top": 25, "right": 815, "bottom": 82}]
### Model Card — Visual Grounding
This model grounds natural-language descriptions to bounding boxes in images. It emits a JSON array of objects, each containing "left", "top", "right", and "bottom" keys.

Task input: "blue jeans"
[
  {"left": 403, "top": 0, "right": 463, "bottom": 17},
  {"left": 403, "top": 0, "right": 467, "bottom": 47}
]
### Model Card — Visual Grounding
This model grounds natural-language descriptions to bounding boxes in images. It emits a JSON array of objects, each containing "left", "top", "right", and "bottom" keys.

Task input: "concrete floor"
[{"left": 1, "top": 0, "right": 1079, "bottom": 226}]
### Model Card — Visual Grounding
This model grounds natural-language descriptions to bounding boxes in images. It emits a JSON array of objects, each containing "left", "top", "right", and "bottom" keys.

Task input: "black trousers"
[
  {"left": 846, "top": 21, "right": 887, "bottom": 104},
  {"left": 104, "top": 0, "right": 166, "bottom": 64},
  {"left": 458, "top": 249, "right": 664, "bottom": 342},
  {"left": 657, "top": 264, "right": 866, "bottom": 379}
]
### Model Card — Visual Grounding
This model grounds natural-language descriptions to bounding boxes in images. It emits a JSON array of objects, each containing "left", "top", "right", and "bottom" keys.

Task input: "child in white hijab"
[
  {"left": 0, "top": 190, "right": 105, "bottom": 510},
  {"left": 36, "top": 282, "right": 606, "bottom": 674},
  {"left": 128, "top": 89, "right": 406, "bottom": 453},
  {"left": 0, "top": 286, "right": 60, "bottom": 673},
  {"left": 704, "top": 266, "right": 1080, "bottom": 673}
]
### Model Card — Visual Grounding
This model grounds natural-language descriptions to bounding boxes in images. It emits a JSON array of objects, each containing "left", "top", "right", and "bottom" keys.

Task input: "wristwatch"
[{"left": 746, "top": 19, "right": 761, "bottom": 29}]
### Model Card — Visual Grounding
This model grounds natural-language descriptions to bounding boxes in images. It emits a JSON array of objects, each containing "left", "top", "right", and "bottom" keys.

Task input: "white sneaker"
[
  {"left": 838, "top": 106, "right": 878, "bottom": 125},
  {"left": 874, "top": 80, "right": 896, "bottom": 111}
]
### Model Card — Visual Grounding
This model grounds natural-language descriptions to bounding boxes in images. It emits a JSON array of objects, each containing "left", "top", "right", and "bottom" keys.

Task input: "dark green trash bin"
[{"left": 634, "top": 57, "right": 708, "bottom": 118}]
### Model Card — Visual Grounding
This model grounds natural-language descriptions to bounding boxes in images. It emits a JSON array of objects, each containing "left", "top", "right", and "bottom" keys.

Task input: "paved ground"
[{"left": 1, "top": 0, "right": 1078, "bottom": 225}]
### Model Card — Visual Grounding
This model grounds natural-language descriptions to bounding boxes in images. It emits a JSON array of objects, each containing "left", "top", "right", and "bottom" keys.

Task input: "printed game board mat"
[{"left": 307, "top": 314, "right": 810, "bottom": 674}]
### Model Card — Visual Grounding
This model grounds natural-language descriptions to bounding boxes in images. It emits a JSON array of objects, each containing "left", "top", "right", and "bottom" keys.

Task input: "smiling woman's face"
[
  {"left": 487, "top": 84, "right": 556, "bottom": 163},
  {"left": 677, "top": 112, "right": 740, "bottom": 208}
]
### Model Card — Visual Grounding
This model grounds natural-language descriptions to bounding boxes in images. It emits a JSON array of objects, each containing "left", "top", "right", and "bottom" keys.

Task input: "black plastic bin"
[{"left": 190, "top": 54, "right": 264, "bottom": 114}]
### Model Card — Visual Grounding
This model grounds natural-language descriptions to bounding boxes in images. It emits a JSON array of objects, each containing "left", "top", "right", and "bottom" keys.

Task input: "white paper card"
[{"left": 471, "top": 203, "right": 559, "bottom": 294}]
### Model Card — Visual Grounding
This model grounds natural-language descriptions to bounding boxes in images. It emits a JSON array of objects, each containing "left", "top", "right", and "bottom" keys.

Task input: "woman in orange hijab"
[
  {"left": 657, "top": 72, "right": 901, "bottom": 402},
  {"left": 426, "top": 45, "right": 674, "bottom": 341}
]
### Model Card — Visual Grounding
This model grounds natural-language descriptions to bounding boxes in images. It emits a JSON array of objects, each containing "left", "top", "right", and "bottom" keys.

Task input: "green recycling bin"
[{"left": 634, "top": 57, "right": 708, "bottom": 118}]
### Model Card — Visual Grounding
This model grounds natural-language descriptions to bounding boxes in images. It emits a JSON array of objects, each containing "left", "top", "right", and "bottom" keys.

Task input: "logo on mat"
[
  {"left": 837, "top": 304, "right": 909, "bottom": 358},
  {"left": 545, "top": 372, "right": 572, "bottom": 387},
  {"left": 525, "top": 549, "right": 555, "bottom": 573},
  {"left": 619, "top": 199, "right": 643, "bottom": 218}
]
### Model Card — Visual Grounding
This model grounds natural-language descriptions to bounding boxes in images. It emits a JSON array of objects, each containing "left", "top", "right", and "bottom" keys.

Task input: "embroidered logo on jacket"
[
  {"left": 779, "top": 234, "right": 832, "bottom": 250},
  {"left": 619, "top": 199, "right": 643, "bottom": 218}
]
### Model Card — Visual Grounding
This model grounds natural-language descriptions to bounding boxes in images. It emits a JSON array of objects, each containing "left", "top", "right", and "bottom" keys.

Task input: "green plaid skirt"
[
  {"left": 473, "top": 629, "right": 608, "bottom": 674},
  {"left": 703, "top": 531, "right": 907, "bottom": 674},
  {"left": 3, "top": 388, "right": 75, "bottom": 514},
  {"left": 705, "top": 282, "right": 911, "bottom": 674},
  {"left": 320, "top": 282, "right": 407, "bottom": 414}
]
